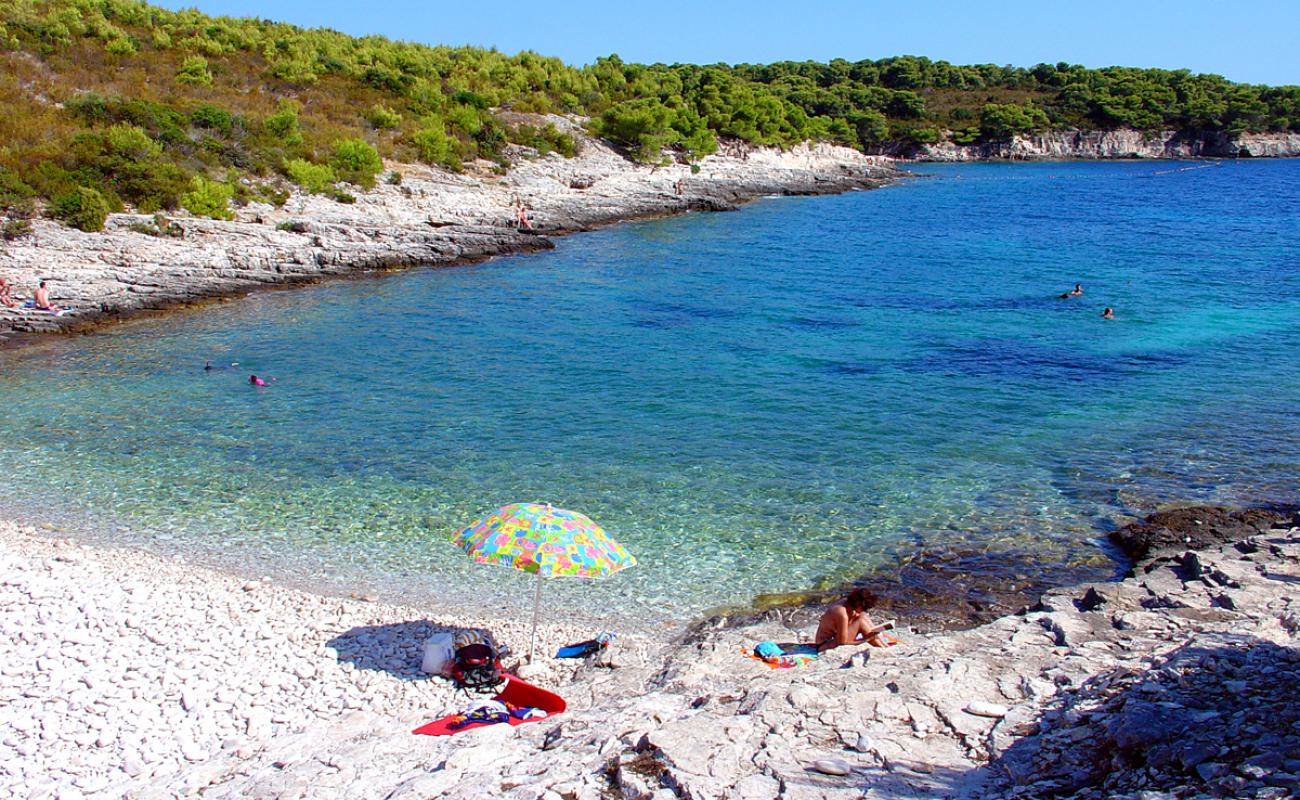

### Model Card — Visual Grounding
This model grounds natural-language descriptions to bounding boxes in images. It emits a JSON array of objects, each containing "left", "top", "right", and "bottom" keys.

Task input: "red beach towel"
[{"left": 412, "top": 674, "right": 566, "bottom": 736}]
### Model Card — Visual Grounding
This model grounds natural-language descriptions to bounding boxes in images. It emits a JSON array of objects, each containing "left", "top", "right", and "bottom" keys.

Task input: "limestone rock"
[
  {"left": 963, "top": 701, "right": 1009, "bottom": 718},
  {"left": 811, "top": 758, "right": 852, "bottom": 776}
]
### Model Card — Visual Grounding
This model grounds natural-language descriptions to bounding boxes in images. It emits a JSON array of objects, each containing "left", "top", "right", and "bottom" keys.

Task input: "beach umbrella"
[{"left": 450, "top": 502, "right": 636, "bottom": 661}]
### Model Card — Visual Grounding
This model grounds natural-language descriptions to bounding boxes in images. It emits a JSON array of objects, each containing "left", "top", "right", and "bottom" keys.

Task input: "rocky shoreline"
[
  {"left": 2, "top": 124, "right": 1293, "bottom": 342},
  {"left": 878, "top": 129, "right": 1300, "bottom": 161},
  {"left": 0, "top": 131, "right": 895, "bottom": 340},
  {"left": 2, "top": 505, "right": 1296, "bottom": 799},
  {"left": 3, "top": 130, "right": 1298, "bottom": 799}
]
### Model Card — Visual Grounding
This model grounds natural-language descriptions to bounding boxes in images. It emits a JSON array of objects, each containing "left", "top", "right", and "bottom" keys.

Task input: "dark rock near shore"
[
  {"left": 701, "top": 546, "right": 1111, "bottom": 637},
  {"left": 1109, "top": 505, "right": 1297, "bottom": 563},
  {"left": 712, "top": 505, "right": 1297, "bottom": 639}
]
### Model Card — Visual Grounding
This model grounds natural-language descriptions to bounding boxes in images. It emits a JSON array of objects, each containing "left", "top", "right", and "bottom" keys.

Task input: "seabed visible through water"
[{"left": 0, "top": 160, "right": 1297, "bottom": 622}]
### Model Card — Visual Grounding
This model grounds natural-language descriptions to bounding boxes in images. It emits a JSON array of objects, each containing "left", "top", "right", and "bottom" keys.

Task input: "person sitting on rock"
[
  {"left": 814, "top": 588, "right": 892, "bottom": 652},
  {"left": 33, "top": 280, "right": 58, "bottom": 311},
  {"left": 0, "top": 277, "right": 15, "bottom": 308}
]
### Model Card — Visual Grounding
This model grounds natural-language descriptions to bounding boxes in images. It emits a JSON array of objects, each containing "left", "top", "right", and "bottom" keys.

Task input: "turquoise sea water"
[{"left": 1, "top": 160, "right": 1297, "bottom": 621}]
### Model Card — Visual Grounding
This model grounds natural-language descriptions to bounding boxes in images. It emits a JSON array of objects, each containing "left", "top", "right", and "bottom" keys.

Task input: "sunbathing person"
[
  {"left": 33, "top": 280, "right": 58, "bottom": 311},
  {"left": 0, "top": 278, "right": 15, "bottom": 308},
  {"left": 814, "top": 588, "right": 891, "bottom": 652}
]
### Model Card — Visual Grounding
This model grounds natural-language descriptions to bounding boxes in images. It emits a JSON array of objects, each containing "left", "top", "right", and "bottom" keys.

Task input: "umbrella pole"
[{"left": 528, "top": 572, "right": 543, "bottom": 663}]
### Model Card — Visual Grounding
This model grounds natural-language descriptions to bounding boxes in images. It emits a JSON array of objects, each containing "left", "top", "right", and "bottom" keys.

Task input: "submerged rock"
[{"left": 1109, "top": 505, "right": 1296, "bottom": 563}]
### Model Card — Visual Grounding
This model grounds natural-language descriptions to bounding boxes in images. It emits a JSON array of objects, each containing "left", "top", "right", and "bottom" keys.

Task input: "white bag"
[{"left": 421, "top": 632, "right": 455, "bottom": 675}]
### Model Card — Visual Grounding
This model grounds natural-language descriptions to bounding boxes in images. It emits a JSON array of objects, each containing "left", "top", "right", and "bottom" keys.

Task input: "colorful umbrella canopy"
[
  {"left": 451, "top": 502, "right": 636, "bottom": 578},
  {"left": 450, "top": 503, "right": 636, "bottom": 661}
]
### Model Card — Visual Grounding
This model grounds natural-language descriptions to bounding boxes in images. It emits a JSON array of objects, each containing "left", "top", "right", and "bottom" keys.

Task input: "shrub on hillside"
[
  {"left": 284, "top": 159, "right": 336, "bottom": 194},
  {"left": 980, "top": 103, "right": 1051, "bottom": 140},
  {"left": 411, "top": 120, "right": 457, "bottom": 168},
  {"left": 2, "top": 219, "right": 33, "bottom": 241},
  {"left": 594, "top": 99, "right": 676, "bottom": 162},
  {"left": 329, "top": 139, "right": 382, "bottom": 188},
  {"left": 507, "top": 123, "right": 580, "bottom": 158},
  {"left": 849, "top": 110, "right": 889, "bottom": 145},
  {"left": 51, "top": 187, "right": 109, "bottom": 232},
  {"left": 104, "top": 123, "right": 162, "bottom": 161},
  {"left": 238, "top": 182, "right": 290, "bottom": 207},
  {"left": 0, "top": 169, "right": 36, "bottom": 213},
  {"left": 109, "top": 161, "right": 190, "bottom": 213},
  {"left": 176, "top": 56, "right": 213, "bottom": 86},
  {"left": 180, "top": 176, "right": 234, "bottom": 220},
  {"left": 365, "top": 104, "right": 402, "bottom": 130},
  {"left": 104, "top": 36, "right": 135, "bottom": 56},
  {"left": 191, "top": 104, "right": 234, "bottom": 135},
  {"left": 264, "top": 103, "right": 303, "bottom": 146}
]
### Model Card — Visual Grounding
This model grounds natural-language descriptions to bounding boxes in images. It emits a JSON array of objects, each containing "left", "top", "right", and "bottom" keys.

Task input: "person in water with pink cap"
[{"left": 248, "top": 374, "right": 275, "bottom": 387}]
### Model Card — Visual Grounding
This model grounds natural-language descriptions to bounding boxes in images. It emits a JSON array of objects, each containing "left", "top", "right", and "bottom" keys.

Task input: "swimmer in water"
[
  {"left": 248, "top": 374, "right": 274, "bottom": 386},
  {"left": 1101, "top": 307, "right": 1115, "bottom": 320},
  {"left": 1059, "top": 283, "right": 1083, "bottom": 299},
  {"left": 205, "top": 360, "right": 238, "bottom": 371}
]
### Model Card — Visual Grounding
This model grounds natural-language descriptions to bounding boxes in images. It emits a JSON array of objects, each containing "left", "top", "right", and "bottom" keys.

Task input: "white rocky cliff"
[{"left": 894, "top": 129, "right": 1300, "bottom": 161}]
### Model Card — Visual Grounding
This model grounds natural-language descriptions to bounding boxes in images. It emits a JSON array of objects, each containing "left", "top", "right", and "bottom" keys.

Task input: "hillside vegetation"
[{"left": 1, "top": 0, "right": 1297, "bottom": 232}]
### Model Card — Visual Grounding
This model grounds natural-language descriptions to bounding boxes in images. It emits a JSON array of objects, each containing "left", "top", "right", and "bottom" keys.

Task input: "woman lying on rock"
[{"left": 815, "top": 589, "right": 895, "bottom": 652}]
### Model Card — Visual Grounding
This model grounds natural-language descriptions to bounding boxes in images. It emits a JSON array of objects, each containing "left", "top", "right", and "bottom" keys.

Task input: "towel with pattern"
[{"left": 747, "top": 641, "right": 820, "bottom": 669}]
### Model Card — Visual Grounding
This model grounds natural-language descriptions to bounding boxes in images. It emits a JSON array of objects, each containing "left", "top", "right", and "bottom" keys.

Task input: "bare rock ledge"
[{"left": 1, "top": 505, "right": 1296, "bottom": 799}]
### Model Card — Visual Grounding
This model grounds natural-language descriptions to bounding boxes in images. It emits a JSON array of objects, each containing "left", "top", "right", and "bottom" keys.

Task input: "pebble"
[
  {"left": 812, "top": 758, "right": 852, "bottom": 776},
  {"left": 0, "top": 515, "right": 619, "bottom": 796},
  {"left": 963, "top": 701, "right": 1010, "bottom": 718}
]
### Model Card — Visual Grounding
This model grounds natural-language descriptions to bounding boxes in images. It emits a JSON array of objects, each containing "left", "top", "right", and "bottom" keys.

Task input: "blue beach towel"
[
  {"left": 748, "top": 641, "right": 819, "bottom": 669},
  {"left": 555, "top": 631, "right": 614, "bottom": 659},
  {"left": 21, "top": 302, "right": 75, "bottom": 317}
]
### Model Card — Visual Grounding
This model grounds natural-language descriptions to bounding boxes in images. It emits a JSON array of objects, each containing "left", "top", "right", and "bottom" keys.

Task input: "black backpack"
[{"left": 451, "top": 642, "right": 503, "bottom": 692}]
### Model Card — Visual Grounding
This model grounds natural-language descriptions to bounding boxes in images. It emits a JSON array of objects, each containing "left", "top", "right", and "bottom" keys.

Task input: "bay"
[{"left": 1, "top": 159, "right": 1296, "bottom": 621}]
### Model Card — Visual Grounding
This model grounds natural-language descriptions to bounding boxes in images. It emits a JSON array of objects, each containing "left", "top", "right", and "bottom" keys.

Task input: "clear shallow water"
[{"left": 1, "top": 160, "right": 1298, "bottom": 621}]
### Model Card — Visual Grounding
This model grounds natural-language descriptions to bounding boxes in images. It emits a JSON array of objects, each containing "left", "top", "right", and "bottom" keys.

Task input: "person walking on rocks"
[{"left": 814, "top": 589, "right": 893, "bottom": 652}]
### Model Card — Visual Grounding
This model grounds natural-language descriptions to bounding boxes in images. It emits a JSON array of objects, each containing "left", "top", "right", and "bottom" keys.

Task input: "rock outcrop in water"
[{"left": 0, "top": 133, "right": 894, "bottom": 339}]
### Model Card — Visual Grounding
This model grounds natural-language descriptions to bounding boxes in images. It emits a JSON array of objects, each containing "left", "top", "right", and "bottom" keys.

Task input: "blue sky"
[{"left": 154, "top": 0, "right": 1298, "bottom": 85}]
